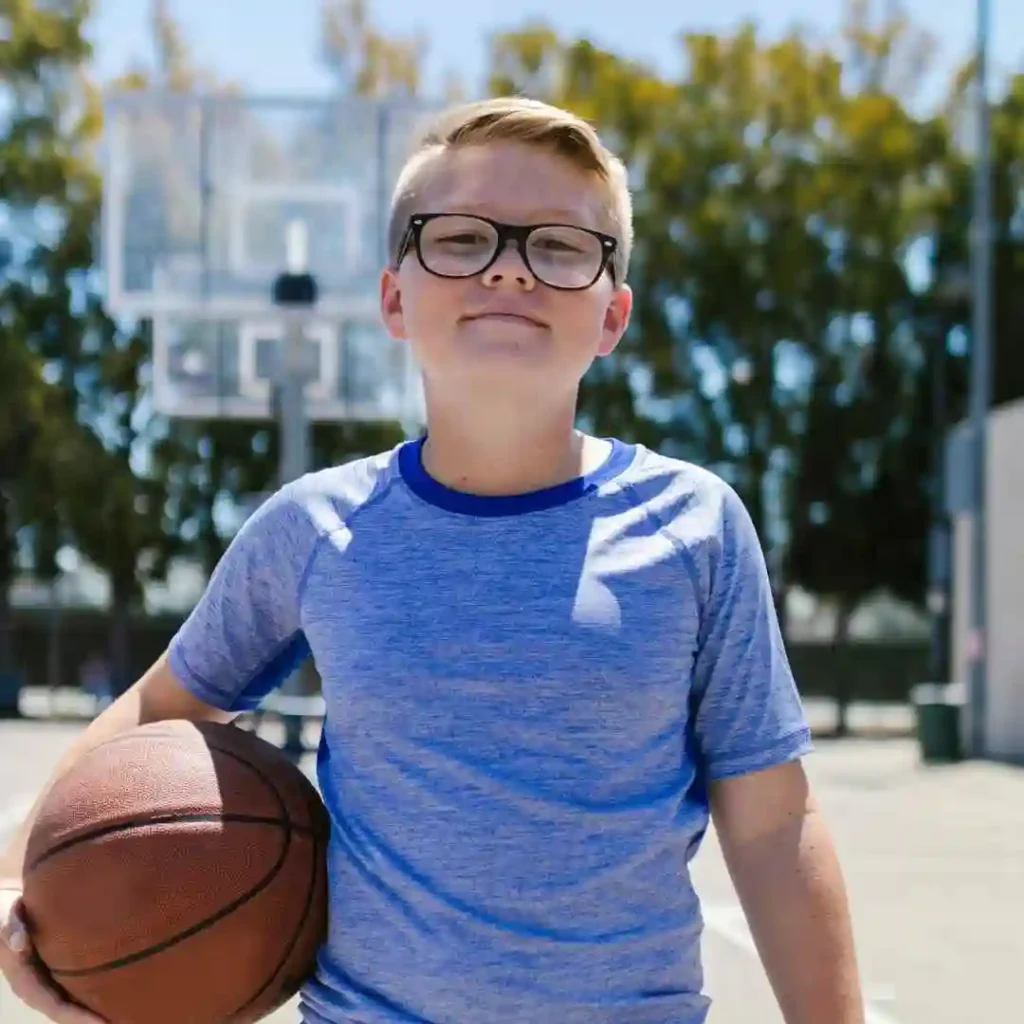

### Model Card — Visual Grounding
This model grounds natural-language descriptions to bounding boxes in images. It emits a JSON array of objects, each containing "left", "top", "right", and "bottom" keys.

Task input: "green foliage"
[
  {"left": 5, "top": 0, "right": 1024, "bottom": 686},
  {"left": 320, "top": 0, "right": 426, "bottom": 98},
  {"left": 486, "top": 8, "right": 1016, "bottom": 624},
  {"left": 1, "top": 0, "right": 96, "bottom": 672},
  {"left": 0, "top": 0, "right": 178, "bottom": 680}
]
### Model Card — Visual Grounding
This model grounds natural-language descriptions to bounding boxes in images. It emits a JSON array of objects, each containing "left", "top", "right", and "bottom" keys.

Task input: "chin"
[
  {"left": 426, "top": 358, "right": 563, "bottom": 398},
  {"left": 451, "top": 334, "right": 554, "bottom": 369},
  {"left": 458, "top": 323, "right": 549, "bottom": 348}
]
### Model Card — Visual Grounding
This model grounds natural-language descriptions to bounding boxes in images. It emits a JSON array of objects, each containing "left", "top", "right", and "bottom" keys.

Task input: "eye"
[
  {"left": 529, "top": 226, "right": 599, "bottom": 257},
  {"left": 436, "top": 232, "right": 488, "bottom": 245},
  {"left": 534, "top": 237, "right": 582, "bottom": 252}
]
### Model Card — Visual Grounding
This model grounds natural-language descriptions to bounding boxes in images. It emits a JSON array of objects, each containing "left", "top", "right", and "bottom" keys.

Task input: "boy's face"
[{"left": 380, "top": 142, "right": 632, "bottom": 402}]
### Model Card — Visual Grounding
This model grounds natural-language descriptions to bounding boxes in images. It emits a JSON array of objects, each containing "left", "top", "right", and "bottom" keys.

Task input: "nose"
[{"left": 481, "top": 240, "right": 536, "bottom": 290}]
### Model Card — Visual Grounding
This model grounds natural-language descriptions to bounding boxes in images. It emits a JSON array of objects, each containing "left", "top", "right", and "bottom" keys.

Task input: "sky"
[{"left": 88, "top": 0, "right": 1022, "bottom": 108}]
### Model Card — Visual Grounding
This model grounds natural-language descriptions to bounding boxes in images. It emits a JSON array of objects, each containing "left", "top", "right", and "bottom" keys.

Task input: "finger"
[
  {"left": 55, "top": 998, "right": 110, "bottom": 1024},
  {"left": 0, "top": 911, "right": 106, "bottom": 1024},
  {"left": 0, "top": 901, "right": 27, "bottom": 955},
  {"left": 8, "top": 962, "right": 107, "bottom": 1024}
]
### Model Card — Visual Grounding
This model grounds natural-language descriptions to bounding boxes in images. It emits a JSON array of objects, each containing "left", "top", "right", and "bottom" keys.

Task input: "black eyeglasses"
[{"left": 396, "top": 213, "right": 618, "bottom": 291}]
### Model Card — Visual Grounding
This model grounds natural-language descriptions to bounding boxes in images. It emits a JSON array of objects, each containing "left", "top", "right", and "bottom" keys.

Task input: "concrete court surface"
[{"left": 1, "top": 720, "right": 1021, "bottom": 1024}]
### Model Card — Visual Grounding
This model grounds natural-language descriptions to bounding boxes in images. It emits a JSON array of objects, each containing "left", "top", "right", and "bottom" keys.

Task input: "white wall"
[{"left": 951, "top": 398, "right": 1024, "bottom": 760}]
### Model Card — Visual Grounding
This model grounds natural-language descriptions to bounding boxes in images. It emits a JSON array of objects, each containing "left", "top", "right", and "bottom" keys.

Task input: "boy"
[{"left": 1, "top": 97, "right": 865, "bottom": 1023}]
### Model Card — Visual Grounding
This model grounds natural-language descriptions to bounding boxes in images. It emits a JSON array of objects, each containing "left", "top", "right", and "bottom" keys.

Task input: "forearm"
[
  {"left": 0, "top": 654, "right": 231, "bottom": 884},
  {"left": 0, "top": 689, "right": 149, "bottom": 884},
  {"left": 722, "top": 808, "right": 865, "bottom": 1024}
]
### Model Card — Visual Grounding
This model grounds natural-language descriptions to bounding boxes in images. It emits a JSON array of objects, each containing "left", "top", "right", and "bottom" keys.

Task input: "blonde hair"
[{"left": 387, "top": 97, "right": 633, "bottom": 282}]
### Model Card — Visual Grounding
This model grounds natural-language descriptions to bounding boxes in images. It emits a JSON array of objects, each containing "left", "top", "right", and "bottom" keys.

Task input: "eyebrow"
[{"left": 443, "top": 204, "right": 593, "bottom": 224}]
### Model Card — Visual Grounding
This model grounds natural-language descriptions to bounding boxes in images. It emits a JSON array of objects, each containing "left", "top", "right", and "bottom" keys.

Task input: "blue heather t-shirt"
[{"left": 168, "top": 437, "right": 811, "bottom": 1024}]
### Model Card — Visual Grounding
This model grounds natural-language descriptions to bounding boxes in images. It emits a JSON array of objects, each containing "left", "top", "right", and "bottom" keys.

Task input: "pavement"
[{"left": 1, "top": 720, "right": 1021, "bottom": 1024}]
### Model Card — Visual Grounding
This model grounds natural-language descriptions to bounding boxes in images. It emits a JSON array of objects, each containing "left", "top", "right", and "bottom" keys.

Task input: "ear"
[
  {"left": 597, "top": 283, "right": 633, "bottom": 357},
  {"left": 380, "top": 268, "right": 407, "bottom": 341}
]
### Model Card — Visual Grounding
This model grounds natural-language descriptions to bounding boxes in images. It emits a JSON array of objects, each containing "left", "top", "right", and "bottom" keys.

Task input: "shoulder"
[
  {"left": 618, "top": 444, "right": 750, "bottom": 543},
  {"left": 284, "top": 447, "right": 403, "bottom": 531},
  {"left": 613, "top": 443, "right": 765, "bottom": 595},
  {"left": 238, "top": 446, "right": 403, "bottom": 549}
]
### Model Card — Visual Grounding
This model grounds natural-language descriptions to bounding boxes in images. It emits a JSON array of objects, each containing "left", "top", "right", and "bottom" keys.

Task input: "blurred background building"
[{"left": 950, "top": 397, "right": 1024, "bottom": 759}]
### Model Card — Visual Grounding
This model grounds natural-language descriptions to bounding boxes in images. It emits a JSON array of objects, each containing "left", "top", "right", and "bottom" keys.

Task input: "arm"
[
  {"left": 1, "top": 484, "right": 318, "bottom": 882},
  {"left": 710, "top": 762, "right": 864, "bottom": 1024},
  {"left": 687, "top": 481, "right": 863, "bottom": 1022},
  {"left": 0, "top": 656, "right": 230, "bottom": 884},
  {"left": 1, "top": 485, "right": 320, "bottom": 1023},
  {"left": 0, "top": 658, "right": 227, "bottom": 1024}
]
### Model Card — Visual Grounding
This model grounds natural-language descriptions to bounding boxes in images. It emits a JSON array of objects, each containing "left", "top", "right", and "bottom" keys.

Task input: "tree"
[
  {"left": 0, "top": 0, "right": 96, "bottom": 681},
  {"left": 487, "top": 13, "right": 970, "bottom": 637},
  {"left": 486, "top": 23, "right": 883, "bottom": 554},
  {"left": 10, "top": 225, "right": 178, "bottom": 686},
  {"left": 320, "top": 0, "right": 425, "bottom": 98},
  {"left": 786, "top": 6, "right": 1024, "bottom": 727},
  {"left": 650, "top": 12, "right": 959, "bottom": 702},
  {"left": 0, "top": 321, "right": 53, "bottom": 677},
  {"left": 1, "top": 0, "right": 202, "bottom": 687},
  {"left": 786, "top": 9, "right": 948, "bottom": 621},
  {"left": 72, "top": 314, "right": 181, "bottom": 689}
]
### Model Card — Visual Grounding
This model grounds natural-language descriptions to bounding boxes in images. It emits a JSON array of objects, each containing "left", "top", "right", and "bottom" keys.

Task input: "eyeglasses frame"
[{"left": 395, "top": 212, "right": 619, "bottom": 291}]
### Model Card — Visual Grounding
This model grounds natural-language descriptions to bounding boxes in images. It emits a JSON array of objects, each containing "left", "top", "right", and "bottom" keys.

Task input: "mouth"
[{"left": 461, "top": 312, "right": 548, "bottom": 328}]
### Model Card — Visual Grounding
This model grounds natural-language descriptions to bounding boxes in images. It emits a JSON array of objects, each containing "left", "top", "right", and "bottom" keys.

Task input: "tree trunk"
[
  {"left": 47, "top": 579, "right": 63, "bottom": 690},
  {"left": 747, "top": 457, "right": 769, "bottom": 547},
  {"left": 0, "top": 494, "right": 16, "bottom": 679},
  {"left": 199, "top": 509, "right": 224, "bottom": 578},
  {"left": 0, "top": 579, "right": 12, "bottom": 681},
  {"left": 109, "top": 587, "right": 133, "bottom": 698},
  {"left": 833, "top": 600, "right": 855, "bottom": 738}
]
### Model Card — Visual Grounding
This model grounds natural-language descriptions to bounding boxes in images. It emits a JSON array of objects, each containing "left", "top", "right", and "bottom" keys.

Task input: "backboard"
[
  {"left": 151, "top": 313, "right": 423, "bottom": 423},
  {"left": 100, "top": 91, "right": 436, "bottom": 423}
]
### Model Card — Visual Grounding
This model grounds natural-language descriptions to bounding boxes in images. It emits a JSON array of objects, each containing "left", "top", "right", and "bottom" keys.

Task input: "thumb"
[{"left": 0, "top": 890, "right": 28, "bottom": 954}]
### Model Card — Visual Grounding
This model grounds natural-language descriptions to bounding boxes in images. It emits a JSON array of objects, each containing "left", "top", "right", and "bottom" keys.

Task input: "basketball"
[{"left": 20, "top": 719, "right": 330, "bottom": 1024}]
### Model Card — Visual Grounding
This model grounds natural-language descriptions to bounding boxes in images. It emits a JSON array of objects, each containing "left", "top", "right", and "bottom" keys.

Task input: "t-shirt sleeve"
[
  {"left": 690, "top": 484, "right": 812, "bottom": 781},
  {"left": 167, "top": 485, "right": 323, "bottom": 713}
]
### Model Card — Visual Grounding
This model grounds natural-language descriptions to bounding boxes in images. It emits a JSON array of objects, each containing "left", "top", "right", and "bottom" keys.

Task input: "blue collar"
[{"left": 398, "top": 436, "right": 636, "bottom": 517}]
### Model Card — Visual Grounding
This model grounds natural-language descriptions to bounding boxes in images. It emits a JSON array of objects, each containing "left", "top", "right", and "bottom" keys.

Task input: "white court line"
[{"left": 703, "top": 903, "right": 903, "bottom": 1024}]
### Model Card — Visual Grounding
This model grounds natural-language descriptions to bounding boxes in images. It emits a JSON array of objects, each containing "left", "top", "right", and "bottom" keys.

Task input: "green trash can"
[
  {"left": 0, "top": 672, "right": 22, "bottom": 719},
  {"left": 911, "top": 683, "right": 963, "bottom": 764}
]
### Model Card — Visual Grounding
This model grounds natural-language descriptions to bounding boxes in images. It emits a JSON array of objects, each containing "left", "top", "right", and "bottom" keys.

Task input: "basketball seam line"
[
  {"left": 47, "top": 815, "right": 294, "bottom": 975},
  {"left": 26, "top": 725, "right": 328, "bottom": 874},
  {"left": 230, "top": 789, "right": 328, "bottom": 1019},
  {"left": 25, "top": 813, "right": 320, "bottom": 872}
]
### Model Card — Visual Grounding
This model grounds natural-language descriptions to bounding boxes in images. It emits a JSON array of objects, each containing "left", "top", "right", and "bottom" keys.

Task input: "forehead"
[{"left": 413, "top": 142, "right": 609, "bottom": 229}]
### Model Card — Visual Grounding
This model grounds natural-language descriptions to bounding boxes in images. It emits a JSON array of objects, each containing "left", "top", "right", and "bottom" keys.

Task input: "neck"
[{"left": 420, "top": 397, "right": 602, "bottom": 496}]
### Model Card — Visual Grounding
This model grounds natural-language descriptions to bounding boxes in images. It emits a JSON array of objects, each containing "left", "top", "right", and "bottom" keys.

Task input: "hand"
[{"left": 0, "top": 886, "right": 106, "bottom": 1023}]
